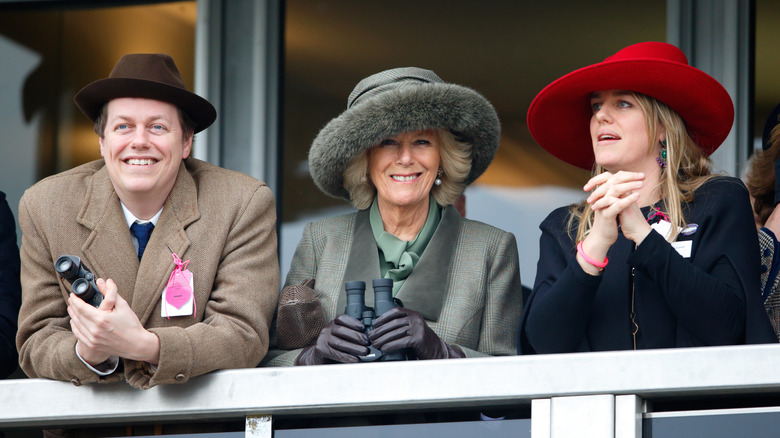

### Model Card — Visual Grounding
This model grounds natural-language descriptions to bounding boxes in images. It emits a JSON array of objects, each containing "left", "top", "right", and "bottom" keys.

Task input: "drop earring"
[
  {"left": 435, "top": 168, "right": 443, "bottom": 186},
  {"left": 656, "top": 139, "right": 667, "bottom": 168}
]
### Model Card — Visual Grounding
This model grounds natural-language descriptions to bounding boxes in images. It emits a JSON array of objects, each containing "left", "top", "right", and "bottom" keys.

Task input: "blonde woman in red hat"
[{"left": 519, "top": 41, "right": 776, "bottom": 354}]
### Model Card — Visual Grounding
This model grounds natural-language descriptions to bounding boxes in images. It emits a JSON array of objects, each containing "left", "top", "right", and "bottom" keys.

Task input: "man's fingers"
[{"left": 97, "top": 278, "right": 118, "bottom": 310}]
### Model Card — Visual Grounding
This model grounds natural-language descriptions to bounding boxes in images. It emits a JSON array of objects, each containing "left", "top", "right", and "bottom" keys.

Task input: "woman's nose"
[
  {"left": 594, "top": 106, "right": 612, "bottom": 123},
  {"left": 396, "top": 144, "right": 414, "bottom": 164}
]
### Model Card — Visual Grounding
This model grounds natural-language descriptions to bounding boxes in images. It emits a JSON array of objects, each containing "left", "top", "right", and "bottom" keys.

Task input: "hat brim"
[
  {"left": 74, "top": 78, "right": 217, "bottom": 134},
  {"left": 309, "top": 83, "right": 500, "bottom": 201},
  {"left": 527, "top": 59, "right": 734, "bottom": 170}
]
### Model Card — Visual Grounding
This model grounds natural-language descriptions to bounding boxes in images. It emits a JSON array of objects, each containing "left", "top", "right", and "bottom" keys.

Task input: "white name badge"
[{"left": 671, "top": 241, "right": 692, "bottom": 258}]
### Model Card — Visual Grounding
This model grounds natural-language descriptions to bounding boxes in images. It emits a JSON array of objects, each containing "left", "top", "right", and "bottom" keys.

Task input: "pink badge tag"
[{"left": 164, "top": 253, "right": 195, "bottom": 319}]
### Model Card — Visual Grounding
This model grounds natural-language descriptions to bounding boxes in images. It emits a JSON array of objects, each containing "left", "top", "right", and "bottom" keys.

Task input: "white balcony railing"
[{"left": 2, "top": 344, "right": 780, "bottom": 437}]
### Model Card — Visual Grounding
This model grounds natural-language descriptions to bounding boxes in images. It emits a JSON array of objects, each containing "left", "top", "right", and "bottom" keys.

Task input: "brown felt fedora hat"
[{"left": 74, "top": 53, "right": 216, "bottom": 133}]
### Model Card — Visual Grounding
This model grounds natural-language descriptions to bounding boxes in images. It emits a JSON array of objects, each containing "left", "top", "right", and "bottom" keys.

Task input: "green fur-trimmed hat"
[{"left": 309, "top": 67, "right": 500, "bottom": 201}]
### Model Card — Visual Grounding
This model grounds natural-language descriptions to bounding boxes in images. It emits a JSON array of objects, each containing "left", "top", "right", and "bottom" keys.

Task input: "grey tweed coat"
[{"left": 263, "top": 205, "right": 521, "bottom": 366}]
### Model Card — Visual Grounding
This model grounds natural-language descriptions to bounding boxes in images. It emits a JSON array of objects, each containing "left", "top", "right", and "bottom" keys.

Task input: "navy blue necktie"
[{"left": 130, "top": 222, "right": 155, "bottom": 260}]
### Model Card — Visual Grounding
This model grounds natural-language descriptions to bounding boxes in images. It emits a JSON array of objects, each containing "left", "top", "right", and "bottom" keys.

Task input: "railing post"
[
  {"left": 615, "top": 395, "right": 643, "bottom": 438},
  {"left": 246, "top": 415, "right": 272, "bottom": 438},
  {"left": 532, "top": 398, "right": 552, "bottom": 438},
  {"left": 549, "top": 394, "right": 615, "bottom": 437}
]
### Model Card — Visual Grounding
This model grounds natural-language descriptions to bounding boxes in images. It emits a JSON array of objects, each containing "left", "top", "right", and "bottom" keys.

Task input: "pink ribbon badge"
[{"left": 164, "top": 252, "right": 195, "bottom": 319}]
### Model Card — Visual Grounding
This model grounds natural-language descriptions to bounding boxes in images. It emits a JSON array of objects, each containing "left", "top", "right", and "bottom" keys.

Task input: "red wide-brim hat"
[{"left": 526, "top": 41, "right": 734, "bottom": 170}]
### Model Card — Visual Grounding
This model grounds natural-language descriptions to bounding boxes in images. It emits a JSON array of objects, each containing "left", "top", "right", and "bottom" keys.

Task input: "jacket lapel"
[
  {"left": 133, "top": 161, "right": 200, "bottom": 324},
  {"left": 395, "top": 205, "right": 459, "bottom": 321},
  {"left": 78, "top": 165, "right": 139, "bottom": 305},
  {"left": 338, "top": 209, "right": 381, "bottom": 312},
  {"left": 337, "top": 205, "right": 459, "bottom": 321}
]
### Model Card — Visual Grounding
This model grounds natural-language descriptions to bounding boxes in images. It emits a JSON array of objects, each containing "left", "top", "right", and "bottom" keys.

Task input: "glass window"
[
  {"left": 754, "top": 0, "right": 780, "bottom": 150},
  {"left": 0, "top": 2, "right": 196, "bottom": 227}
]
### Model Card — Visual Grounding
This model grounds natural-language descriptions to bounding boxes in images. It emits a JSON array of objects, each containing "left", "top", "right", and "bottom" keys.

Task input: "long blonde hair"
[{"left": 569, "top": 92, "right": 716, "bottom": 243}]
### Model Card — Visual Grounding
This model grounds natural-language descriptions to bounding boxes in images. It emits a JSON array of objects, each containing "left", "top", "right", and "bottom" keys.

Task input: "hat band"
[{"left": 349, "top": 76, "right": 433, "bottom": 109}]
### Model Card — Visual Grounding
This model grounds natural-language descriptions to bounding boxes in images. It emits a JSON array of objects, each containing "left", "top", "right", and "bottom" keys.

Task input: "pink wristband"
[{"left": 577, "top": 241, "right": 608, "bottom": 269}]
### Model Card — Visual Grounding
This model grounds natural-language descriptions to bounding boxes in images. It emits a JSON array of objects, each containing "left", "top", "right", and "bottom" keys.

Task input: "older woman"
[
  {"left": 264, "top": 67, "right": 521, "bottom": 366},
  {"left": 519, "top": 42, "right": 775, "bottom": 354}
]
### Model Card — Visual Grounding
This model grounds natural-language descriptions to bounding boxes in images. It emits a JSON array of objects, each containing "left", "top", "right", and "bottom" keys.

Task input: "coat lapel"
[
  {"left": 133, "top": 161, "right": 200, "bottom": 324},
  {"left": 337, "top": 205, "right": 460, "bottom": 321},
  {"left": 395, "top": 205, "right": 460, "bottom": 321},
  {"left": 338, "top": 209, "right": 381, "bottom": 312},
  {"left": 78, "top": 165, "right": 140, "bottom": 305}
]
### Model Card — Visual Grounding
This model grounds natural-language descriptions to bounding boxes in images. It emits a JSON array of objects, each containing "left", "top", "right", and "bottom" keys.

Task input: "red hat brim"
[{"left": 526, "top": 42, "right": 734, "bottom": 170}]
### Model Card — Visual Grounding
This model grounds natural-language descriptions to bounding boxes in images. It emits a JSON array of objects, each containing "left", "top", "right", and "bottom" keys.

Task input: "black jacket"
[{"left": 520, "top": 176, "right": 776, "bottom": 354}]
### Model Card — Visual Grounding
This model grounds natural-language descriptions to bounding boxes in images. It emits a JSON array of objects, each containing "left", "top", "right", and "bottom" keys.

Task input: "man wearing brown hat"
[{"left": 16, "top": 54, "right": 280, "bottom": 389}]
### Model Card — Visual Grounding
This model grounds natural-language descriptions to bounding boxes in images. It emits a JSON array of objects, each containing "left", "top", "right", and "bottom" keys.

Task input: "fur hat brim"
[{"left": 309, "top": 80, "right": 500, "bottom": 201}]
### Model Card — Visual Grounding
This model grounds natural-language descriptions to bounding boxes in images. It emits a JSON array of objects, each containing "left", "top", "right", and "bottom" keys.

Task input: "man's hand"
[{"left": 68, "top": 278, "right": 160, "bottom": 366}]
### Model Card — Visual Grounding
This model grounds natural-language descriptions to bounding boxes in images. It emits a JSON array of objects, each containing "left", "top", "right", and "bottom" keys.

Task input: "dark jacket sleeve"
[
  {"left": 519, "top": 206, "right": 602, "bottom": 354},
  {"left": 0, "top": 191, "right": 21, "bottom": 378},
  {"left": 629, "top": 178, "right": 775, "bottom": 345},
  {"left": 758, "top": 227, "right": 780, "bottom": 340}
]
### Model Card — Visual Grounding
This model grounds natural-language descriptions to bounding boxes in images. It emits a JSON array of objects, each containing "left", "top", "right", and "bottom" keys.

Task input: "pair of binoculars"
[
  {"left": 55, "top": 255, "right": 102, "bottom": 308},
  {"left": 344, "top": 278, "right": 406, "bottom": 362}
]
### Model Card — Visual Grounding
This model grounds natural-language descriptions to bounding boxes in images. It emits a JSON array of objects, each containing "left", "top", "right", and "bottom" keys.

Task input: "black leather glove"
[
  {"left": 295, "top": 314, "right": 370, "bottom": 365},
  {"left": 368, "top": 307, "right": 465, "bottom": 360}
]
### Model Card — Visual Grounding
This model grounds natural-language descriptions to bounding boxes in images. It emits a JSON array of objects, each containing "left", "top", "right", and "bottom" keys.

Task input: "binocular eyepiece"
[
  {"left": 55, "top": 255, "right": 102, "bottom": 308},
  {"left": 344, "top": 278, "right": 405, "bottom": 362}
]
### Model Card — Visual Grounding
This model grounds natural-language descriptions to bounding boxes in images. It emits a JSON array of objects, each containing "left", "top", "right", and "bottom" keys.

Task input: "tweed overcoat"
[
  {"left": 16, "top": 158, "right": 280, "bottom": 389},
  {"left": 263, "top": 205, "right": 521, "bottom": 366}
]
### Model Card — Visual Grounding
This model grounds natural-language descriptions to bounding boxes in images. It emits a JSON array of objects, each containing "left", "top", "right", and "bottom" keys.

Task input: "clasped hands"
[
  {"left": 578, "top": 171, "right": 653, "bottom": 274},
  {"left": 67, "top": 278, "right": 160, "bottom": 367},
  {"left": 296, "top": 307, "right": 464, "bottom": 365}
]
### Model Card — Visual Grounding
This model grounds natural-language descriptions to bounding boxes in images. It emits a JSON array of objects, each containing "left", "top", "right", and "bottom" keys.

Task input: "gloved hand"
[
  {"left": 295, "top": 314, "right": 369, "bottom": 365},
  {"left": 368, "top": 307, "right": 465, "bottom": 360}
]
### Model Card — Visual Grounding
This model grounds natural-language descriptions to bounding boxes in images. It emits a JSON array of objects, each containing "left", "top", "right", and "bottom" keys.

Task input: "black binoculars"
[
  {"left": 55, "top": 255, "right": 102, "bottom": 308},
  {"left": 344, "top": 278, "right": 406, "bottom": 362}
]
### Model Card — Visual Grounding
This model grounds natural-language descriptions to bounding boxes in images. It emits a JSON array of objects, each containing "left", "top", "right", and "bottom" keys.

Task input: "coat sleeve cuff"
[{"left": 74, "top": 341, "right": 119, "bottom": 376}]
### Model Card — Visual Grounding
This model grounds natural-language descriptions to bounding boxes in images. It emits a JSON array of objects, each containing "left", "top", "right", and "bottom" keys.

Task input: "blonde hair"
[
  {"left": 569, "top": 92, "right": 715, "bottom": 243},
  {"left": 343, "top": 129, "right": 472, "bottom": 209}
]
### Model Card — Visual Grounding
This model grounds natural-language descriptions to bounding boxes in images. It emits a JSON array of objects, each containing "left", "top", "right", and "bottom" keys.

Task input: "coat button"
[
  {"left": 70, "top": 378, "right": 81, "bottom": 386},
  {"left": 175, "top": 373, "right": 186, "bottom": 382}
]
